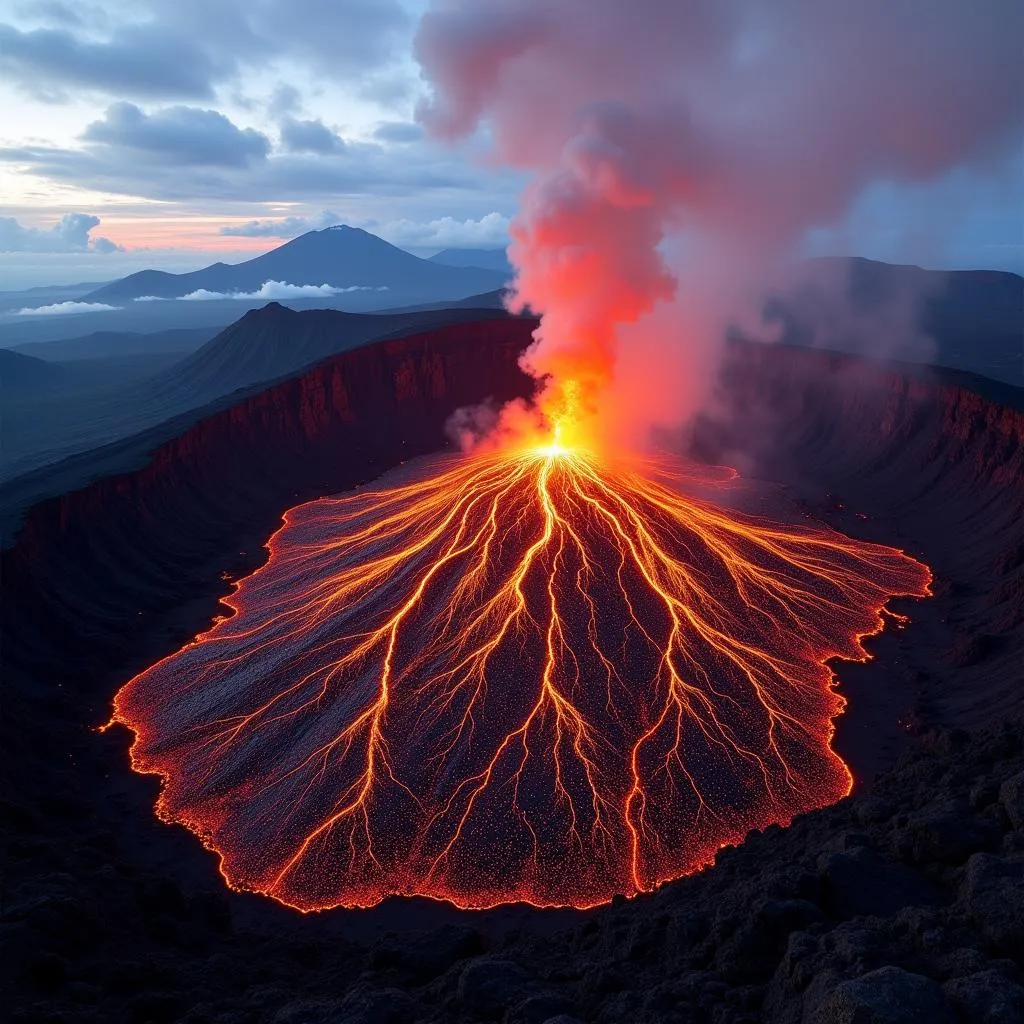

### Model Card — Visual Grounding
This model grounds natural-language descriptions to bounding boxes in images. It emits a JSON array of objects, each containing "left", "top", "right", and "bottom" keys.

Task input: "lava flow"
[{"left": 112, "top": 416, "right": 931, "bottom": 911}]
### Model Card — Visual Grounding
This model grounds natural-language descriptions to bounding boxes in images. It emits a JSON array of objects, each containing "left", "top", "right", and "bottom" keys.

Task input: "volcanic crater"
[{"left": 4, "top": 311, "right": 1024, "bottom": 1023}]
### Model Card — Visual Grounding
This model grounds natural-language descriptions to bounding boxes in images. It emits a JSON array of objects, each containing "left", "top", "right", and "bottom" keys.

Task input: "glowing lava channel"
[{"left": 113, "top": 440, "right": 930, "bottom": 911}]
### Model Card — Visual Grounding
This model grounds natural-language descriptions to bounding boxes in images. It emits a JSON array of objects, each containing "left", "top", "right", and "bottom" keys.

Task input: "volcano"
[{"left": 82, "top": 226, "right": 508, "bottom": 304}]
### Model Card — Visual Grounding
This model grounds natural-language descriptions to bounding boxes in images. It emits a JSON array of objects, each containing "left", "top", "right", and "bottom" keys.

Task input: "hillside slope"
[
  {"left": 768, "top": 257, "right": 1024, "bottom": 386},
  {"left": 429, "top": 247, "right": 514, "bottom": 275},
  {"left": 0, "top": 348, "right": 68, "bottom": 393},
  {"left": 10, "top": 327, "right": 215, "bottom": 362},
  {"left": 0, "top": 303, "right": 516, "bottom": 490}
]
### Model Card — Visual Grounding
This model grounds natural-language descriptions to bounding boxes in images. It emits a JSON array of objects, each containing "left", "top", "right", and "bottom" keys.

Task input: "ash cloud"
[
  {"left": 415, "top": 0, "right": 1024, "bottom": 450},
  {"left": 765, "top": 258, "right": 944, "bottom": 367},
  {"left": 446, "top": 400, "right": 501, "bottom": 451}
]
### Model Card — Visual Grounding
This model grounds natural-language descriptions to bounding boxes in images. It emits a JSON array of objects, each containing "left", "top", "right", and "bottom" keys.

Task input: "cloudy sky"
[{"left": 0, "top": 0, "right": 1021, "bottom": 288}]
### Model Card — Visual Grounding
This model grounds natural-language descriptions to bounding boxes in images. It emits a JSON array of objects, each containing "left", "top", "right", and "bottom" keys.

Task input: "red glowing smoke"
[
  {"left": 108, "top": 2, "right": 1008, "bottom": 915},
  {"left": 415, "top": 0, "right": 1024, "bottom": 446}
]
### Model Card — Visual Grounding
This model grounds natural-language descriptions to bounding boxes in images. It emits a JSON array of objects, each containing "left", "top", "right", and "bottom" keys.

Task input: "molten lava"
[{"left": 112, "top": 420, "right": 930, "bottom": 911}]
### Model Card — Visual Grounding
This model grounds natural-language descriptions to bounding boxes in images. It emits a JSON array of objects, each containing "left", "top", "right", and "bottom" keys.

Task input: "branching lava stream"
[{"left": 112, "top": 431, "right": 930, "bottom": 911}]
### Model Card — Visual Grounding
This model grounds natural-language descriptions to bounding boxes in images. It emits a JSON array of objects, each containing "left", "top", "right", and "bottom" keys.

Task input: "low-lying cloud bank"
[
  {"left": 220, "top": 212, "right": 344, "bottom": 239},
  {"left": 12, "top": 281, "right": 388, "bottom": 316},
  {"left": 175, "top": 281, "right": 389, "bottom": 301},
  {"left": 15, "top": 300, "right": 119, "bottom": 317}
]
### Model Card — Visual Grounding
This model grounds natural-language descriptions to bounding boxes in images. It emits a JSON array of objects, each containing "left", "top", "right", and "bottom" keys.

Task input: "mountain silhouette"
[
  {"left": 10, "top": 327, "right": 215, "bottom": 362},
  {"left": 428, "top": 247, "right": 514, "bottom": 275},
  {"left": 83, "top": 227, "right": 508, "bottom": 303}
]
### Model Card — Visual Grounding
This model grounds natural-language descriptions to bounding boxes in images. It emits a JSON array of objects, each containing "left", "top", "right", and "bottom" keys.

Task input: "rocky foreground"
[{"left": 5, "top": 723, "right": 1024, "bottom": 1024}]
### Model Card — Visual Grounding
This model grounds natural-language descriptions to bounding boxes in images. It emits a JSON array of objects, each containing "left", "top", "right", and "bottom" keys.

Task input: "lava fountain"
[{"left": 111, "top": 394, "right": 931, "bottom": 911}]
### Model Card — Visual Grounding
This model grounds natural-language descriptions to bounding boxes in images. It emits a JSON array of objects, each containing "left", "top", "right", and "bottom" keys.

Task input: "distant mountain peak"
[
  {"left": 80, "top": 226, "right": 509, "bottom": 304},
  {"left": 242, "top": 301, "right": 294, "bottom": 320},
  {"left": 312, "top": 224, "right": 392, "bottom": 245},
  {"left": 429, "top": 247, "right": 514, "bottom": 275}
]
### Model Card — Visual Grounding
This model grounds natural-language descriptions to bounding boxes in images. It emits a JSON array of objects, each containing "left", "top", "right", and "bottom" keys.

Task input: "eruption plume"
[
  {"left": 416, "top": 0, "right": 1024, "bottom": 445},
  {"left": 111, "top": 2, "right": 1020, "bottom": 911}
]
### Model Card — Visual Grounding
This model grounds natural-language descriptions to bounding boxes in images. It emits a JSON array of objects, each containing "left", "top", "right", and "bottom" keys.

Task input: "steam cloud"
[{"left": 416, "top": 0, "right": 1024, "bottom": 448}]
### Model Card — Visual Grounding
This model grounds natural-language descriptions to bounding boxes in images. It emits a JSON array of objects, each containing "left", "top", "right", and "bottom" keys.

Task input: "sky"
[{"left": 0, "top": 0, "right": 1021, "bottom": 289}]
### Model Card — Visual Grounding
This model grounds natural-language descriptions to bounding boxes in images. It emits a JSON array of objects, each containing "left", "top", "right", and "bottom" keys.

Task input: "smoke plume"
[{"left": 415, "top": 0, "right": 1024, "bottom": 450}]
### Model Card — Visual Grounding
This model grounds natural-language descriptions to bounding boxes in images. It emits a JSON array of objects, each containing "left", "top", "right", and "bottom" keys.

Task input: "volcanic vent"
[{"left": 112, "top": 418, "right": 929, "bottom": 911}]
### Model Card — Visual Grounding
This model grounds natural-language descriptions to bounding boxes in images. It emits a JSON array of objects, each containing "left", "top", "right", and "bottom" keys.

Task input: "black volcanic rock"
[
  {"left": 336, "top": 986, "right": 418, "bottom": 1024},
  {"left": 370, "top": 924, "right": 485, "bottom": 979},
  {"left": 816, "top": 848, "right": 941, "bottom": 919},
  {"left": 457, "top": 959, "right": 540, "bottom": 1015},
  {"left": 1001, "top": 771, "right": 1024, "bottom": 829},
  {"left": 807, "top": 965, "right": 954, "bottom": 1023},
  {"left": 944, "top": 970, "right": 1024, "bottom": 1023},
  {"left": 83, "top": 226, "right": 508, "bottom": 303},
  {"left": 961, "top": 853, "right": 1024, "bottom": 953}
]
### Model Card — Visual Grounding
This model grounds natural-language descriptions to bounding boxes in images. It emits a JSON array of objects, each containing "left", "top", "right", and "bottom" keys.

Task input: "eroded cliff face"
[
  {"left": 703, "top": 343, "right": 1024, "bottom": 487},
  {"left": 695, "top": 342, "right": 1024, "bottom": 734},
  {"left": 3, "top": 319, "right": 536, "bottom": 680}
]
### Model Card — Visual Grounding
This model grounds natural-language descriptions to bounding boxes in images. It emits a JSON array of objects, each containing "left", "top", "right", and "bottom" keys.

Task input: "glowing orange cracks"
[{"left": 112, "top": 442, "right": 930, "bottom": 911}]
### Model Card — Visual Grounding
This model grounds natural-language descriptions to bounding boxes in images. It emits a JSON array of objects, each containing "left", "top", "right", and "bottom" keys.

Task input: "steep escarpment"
[
  {"left": 147, "top": 303, "right": 517, "bottom": 409},
  {"left": 693, "top": 343, "right": 1024, "bottom": 762},
  {"left": 0, "top": 302, "right": 518, "bottom": 486},
  {"left": 3, "top": 317, "right": 535, "bottom": 684}
]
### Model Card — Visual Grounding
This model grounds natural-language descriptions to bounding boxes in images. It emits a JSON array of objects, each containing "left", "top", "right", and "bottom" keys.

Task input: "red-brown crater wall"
[
  {"left": 3, "top": 319, "right": 536, "bottom": 681},
  {"left": 695, "top": 342, "right": 1024, "bottom": 734}
]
